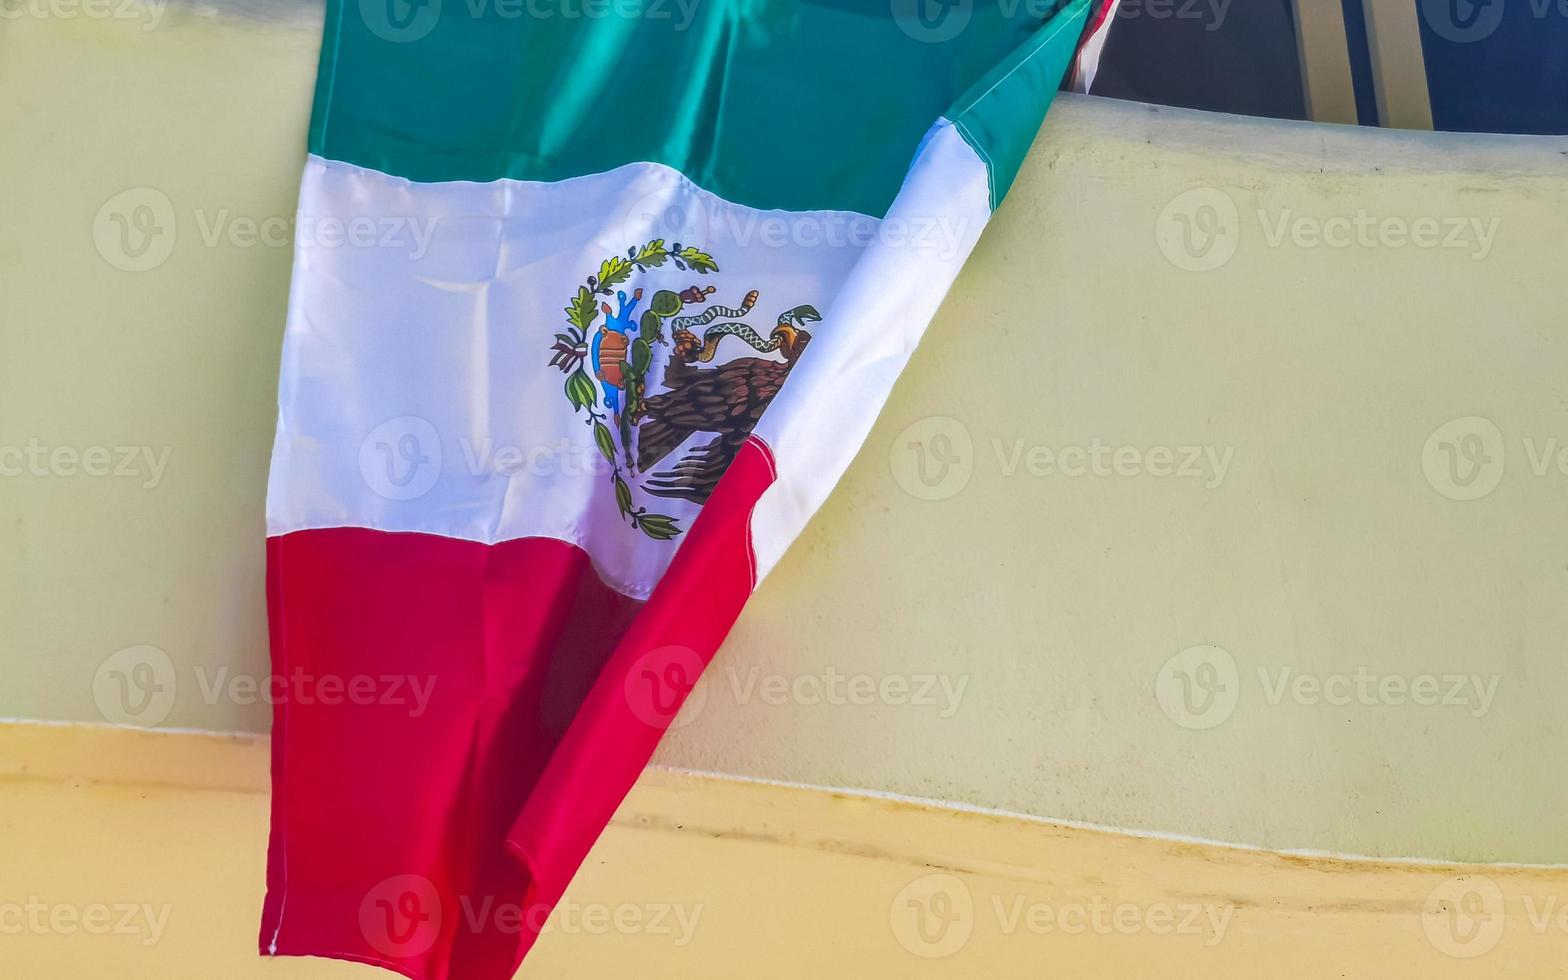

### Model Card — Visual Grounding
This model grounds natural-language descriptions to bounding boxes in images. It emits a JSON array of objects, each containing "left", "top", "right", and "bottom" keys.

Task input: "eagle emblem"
[{"left": 549, "top": 239, "right": 820, "bottom": 541}]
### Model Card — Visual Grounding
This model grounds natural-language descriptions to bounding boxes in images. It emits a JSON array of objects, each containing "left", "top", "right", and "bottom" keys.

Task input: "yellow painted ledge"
[{"left": 1, "top": 723, "right": 1564, "bottom": 978}]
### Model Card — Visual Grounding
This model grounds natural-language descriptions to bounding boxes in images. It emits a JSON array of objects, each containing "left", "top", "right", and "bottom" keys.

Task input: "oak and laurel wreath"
[{"left": 549, "top": 238, "right": 719, "bottom": 541}]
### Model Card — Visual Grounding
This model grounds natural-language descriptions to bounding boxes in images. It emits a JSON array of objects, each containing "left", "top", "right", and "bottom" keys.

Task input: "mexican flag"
[{"left": 261, "top": 1, "right": 1110, "bottom": 976}]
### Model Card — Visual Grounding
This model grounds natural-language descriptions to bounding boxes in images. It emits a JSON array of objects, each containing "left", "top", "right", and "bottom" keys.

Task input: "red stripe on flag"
[
  {"left": 504, "top": 436, "right": 777, "bottom": 923},
  {"left": 1069, "top": 0, "right": 1121, "bottom": 92},
  {"left": 260, "top": 436, "right": 778, "bottom": 980}
]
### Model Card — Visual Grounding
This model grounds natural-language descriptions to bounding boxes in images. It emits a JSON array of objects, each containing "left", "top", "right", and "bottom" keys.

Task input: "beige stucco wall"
[
  {"left": 8, "top": 726, "right": 1568, "bottom": 979},
  {"left": 2, "top": 4, "right": 1565, "bottom": 863}
]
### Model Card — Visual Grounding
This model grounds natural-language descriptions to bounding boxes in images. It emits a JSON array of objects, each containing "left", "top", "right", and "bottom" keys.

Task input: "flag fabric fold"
[{"left": 262, "top": 2, "right": 1106, "bottom": 976}]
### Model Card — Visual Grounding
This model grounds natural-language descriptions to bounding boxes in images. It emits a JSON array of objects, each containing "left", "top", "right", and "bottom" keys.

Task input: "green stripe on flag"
[
  {"left": 309, "top": 0, "right": 1087, "bottom": 216},
  {"left": 948, "top": 0, "right": 1091, "bottom": 211}
]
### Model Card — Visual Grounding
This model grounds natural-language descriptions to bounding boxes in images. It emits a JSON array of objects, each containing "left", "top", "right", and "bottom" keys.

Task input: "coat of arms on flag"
[{"left": 549, "top": 240, "right": 820, "bottom": 538}]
